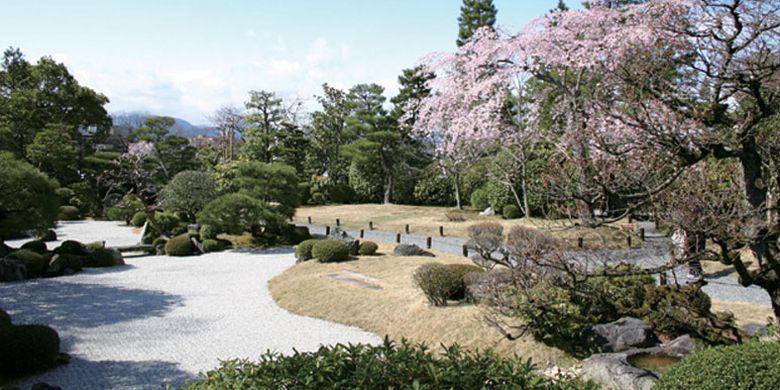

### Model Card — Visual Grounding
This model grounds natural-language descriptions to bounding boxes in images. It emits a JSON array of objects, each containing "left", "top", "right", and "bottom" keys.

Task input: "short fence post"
[
  {"left": 307, "top": 216, "right": 312, "bottom": 224},
  {"left": 369, "top": 221, "right": 373, "bottom": 230},
  {"left": 336, "top": 218, "right": 340, "bottom": 227},
  {"left": 628, "top": 215, "right": 633, "bottom": 223},
  {"left": 640, "top": 228, "right": 646, "bottom": 241},
  {"left": 578, "top": 237, "right": 584, "bottom": 248},
  {"left": 627, "top": 236, "right": 632, "bottom": 248},
  {"left": 359, "top": 229, "right": 364, "bottom": 238},
  {"left": 405, "top": 224, "right": 410, "bottom": 234},
  {"left": 426, "top": 237, "right": 432, "bottom": 249},
  {"left": 659, "top": 272, "right": 668, "bottom": 286},
  {"left": 325, "top": 226, "right": 330, "bottom": 235},
  {"left": 439, "top": 226, "right": 444, "bottom": 236},
  {"left": 462, "top": 245, "right": 469, "bottom": 257},
  {"left": 396, "top": 233, "right": 401, "bottom": 243},
  {"left": 289, "top": 216, "right": 293, "bottom": 222}
]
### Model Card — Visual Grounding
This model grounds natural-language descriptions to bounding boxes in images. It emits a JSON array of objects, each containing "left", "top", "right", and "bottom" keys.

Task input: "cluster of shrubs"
[
  {"left": 0, "top": 308, "right": 67, "bottom": 379},
  {"left": 413, "top": 263, "right": 483, "bottom": 306},
  {"left": 2, "top": 239, "right": 123, "bottom": 281},
  {"left": 181, "top": 338, "right": 595, "bottom": 390},
  {"left": 296, "top": 239, "right": 378, "bottom": 263}
]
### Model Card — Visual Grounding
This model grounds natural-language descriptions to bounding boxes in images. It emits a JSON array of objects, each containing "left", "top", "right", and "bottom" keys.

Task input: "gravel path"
[
  {"left": 303, "top": 223, "right": 771, "bottom": 306},
  {"left": 1, "top": 221, "right": 381, "bottom": 390}
]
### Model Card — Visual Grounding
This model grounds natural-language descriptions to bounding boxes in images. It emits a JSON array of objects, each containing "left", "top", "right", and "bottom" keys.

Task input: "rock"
[
  {"left": 740, "top": 323, "right": 770, "bottom": 337},
  {"left": 47, "top": 254, "right": 84, "bottom": 275},
  {"left": 662, "top": 334, "right": 698, "bottom": 357},
  {"left": 39, "top": 229, "right": 58, "bottom": 242},
  {"left": 587, "top": 317, "right": 658, "bottom": 353},
  {"left": 327, "top": 227, "right": 359, "bottom": 255},
  {"left": 393, "top": 244, "right": 434, "bottom": 257},
  {"left": 107, "top": 248, "right": 125, "bottom": 266},
  {"left": 478, "top": 207, "right": 495, "bottom": 216},
  {"left": 0, "top": 258, "right": 27, "bottom": 281},
  {"left": 581, "top": 352, "right": 658, "bottom": 390}
]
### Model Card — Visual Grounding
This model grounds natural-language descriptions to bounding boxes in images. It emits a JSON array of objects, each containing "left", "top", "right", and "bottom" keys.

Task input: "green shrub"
[
  {"left": 0, "top": 309, "right": 10, "bottom": 328},
  {"left": 158, "top": 170, "right": 217, "bottom": 222},
  {"left": 0, "top": 152, "right": 60, "bottom": 239},
  {"left": 152, "top": 211, "right": 182, "bottom": 236},
  {"left": 197, "top": 193, "right": 286, "bottom": 237},
  {"left": 202, "top": 239, "right": 229, "bottom": 253},
  {"left": 0, "top": 324, "right": 61, "bottom": 378},
  {"left": 38, "top": 229, "right": 57, "bottom": 242},
  {"left": 413, "top": 263, "right": 470, "bottom": 307},
  {"left": 180, "top": 338, "right": 594, "bottom": 390},
  {"left": 165, "top": 234, "right": 196, "bottom": 257},
  {"left": 656, "top": 341, "right": 780, "bottom": 390},
  {"left": 152, "top": 237, "right": 169, "bottom": 247},
  {"left": 54, "top": 240, "right": 87, "bottom": 255},
  {"left": 20, "top": 240, "right": 47, "bottom": 254},
  {"left": 131, "top": 211, "right": 147, "bottom": 227},
  {"left": 358, "top": 241, "right": 379, "bottom": 255},
  {"left": 85, "top": 247, "right": 116, "bottom": 267},
  {"left": 57, "top": 205, "right": 80, "bottom": 221},
  {"left": 295, "top": 239, "right": 318, "bottom": 262},
  {"left": 470, "top": 187, "right": 490, "bottom": 210},
  {"left": 445, "top": 264, "right": 484, "bottom": 301},
  {"left": 199, "top": 224, "right": 217, "bottom": 241},
  {"left": 502, "top": 204, "right": 522, "bottom": 219},
  {"left": 8, "top": 250, "right": 47, "bottom": 276},
  {"left": 311, "top": 240, "right": 350, "bottom": 263}
]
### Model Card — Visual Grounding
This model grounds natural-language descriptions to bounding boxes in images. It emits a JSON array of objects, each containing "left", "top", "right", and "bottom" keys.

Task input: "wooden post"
[
  {"left": 462, "top": 245, "right": 468, "bottom": 257},
  {"left": 628, "top": 215, "right": 633, "bottom": 223},
  {"left": 627, "top": 236, "right": 633, "bottom": 248},
  {"left": 336, "top": 218, "right": 340, "bottom": 227},
  {"left": 426, "top": 237, "right": 432, "bottom": 249},
  {"left": 325, "top": 226, "right": 330, "bottom": 235},
  {"left": 369, "top": 221, "right": 373, "bottom": 230},
  {"left": 659, "top": 272, "right": 668, "bottom": 286},
  {"left": 578, "top": 237, "right": 584, "bottom": 248},
  {"left": 307, "top": 216, "right": 311, "bottom": 224},
  {"left": 396, "top": 233, "right": 401, "bottom": 243},
  {"left": 439, "top": 226, "right": 444, "bottom": 236},
  {"left": 405, "top": 224, "right": 410, "bottom": 234},
  {"left": 640, "top": 228, "right": 646, "bottom": 241},
  {"left": 359, "top": 229, "right": 364, "bottom": 238}
]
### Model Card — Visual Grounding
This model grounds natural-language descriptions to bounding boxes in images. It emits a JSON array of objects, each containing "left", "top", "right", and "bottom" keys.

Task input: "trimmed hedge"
[
  {"left": 54, "top": 240, "right": 87, "bottom": 256},
  {"left": 0, "top": 309, "right": 10, "bottom": 328},
  {"left": 131, "top": 211, "right": 147, "bottom": 228},
  {"left": 413, "top": 263, "right": 481, "bottom": 307},
  {"left": 203, "top": 239, "right": 227, "bottom": 253},
  {"left": 199, "top": 224, "right": 217, "bottom": 241},
  {"left": 502, "top": 204, "right": 522, "bottom": 219},
  {"left": 295, "top": 239, "right": 318, "bottom": 262},
  {"left": 165, "top": 234, "right": 197, "bottom": 257},
  {"left": 152, "top": 237, "right": 169, "bottom": 247},
  {"left": 57, "top": 205, "right": 80, "bottom": 221},
  {"left": 312, "top": 240, "right": 350, "bottom": 263},
  {"left": 20, "top": 240, "right": 47, "bottom": 254},
  {"left": 85, "top": 247, "right": 116, "bottom": 267},
  {"left": 656, "top": 341, "right": 780, "bottom": 390},
  {"left": 39, "top": 229, "right": 57, "bottom": 242},
  {"left": 0, "top": 324, "right": 61, "bottom": 378},
  {"left": 180, "top": 338, "right": 595, "bottom": 390},
  {"left": 358, "top": 241, "right": 379, "bottom": 255},
  {"left": 8, "top": 249, "right": 47, "bottom": 276}
]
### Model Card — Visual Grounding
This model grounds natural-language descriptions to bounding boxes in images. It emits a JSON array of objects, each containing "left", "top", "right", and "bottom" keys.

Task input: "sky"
[{"left": 1, "top": 0, "right": 569, "bottom": 125}]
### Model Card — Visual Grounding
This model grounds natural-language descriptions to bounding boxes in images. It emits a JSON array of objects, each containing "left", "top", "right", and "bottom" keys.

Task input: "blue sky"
[{"left": 1, "top": 0, "right": 568, "bottom": 124}]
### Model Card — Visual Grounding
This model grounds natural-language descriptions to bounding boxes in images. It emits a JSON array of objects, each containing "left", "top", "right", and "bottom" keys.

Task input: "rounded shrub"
[
  {"left": 413, "top": 263, "right": 472, "bottom": 307},
  {"left": 85, "top": 247, "right": 116, "bottom": 267},
  {"left": 502, "top": 204, "right": 522, "bottom": 219},
  {"left": 131, "top": 211, "right": 147, "bottom": 228},
  {"left": 470, "top": 187, "right": 490, "bottom": 210},
  {"left": 445, "top": 264, "right": 484, "bottom": 301},
  {"left": 295, "top": 239, "right": 318, "bottom": 262},
  {"left": 152, "top": 237, "right": 169, "bottom": 247},
  {"left": 311, "top": 240, "right": 350, "bottom": 263},
  {"left": 165, "top": 234, "right": 196, "bottom": 257},
  {"left": 21, "top": 240, "right": 47, "bottom": 254},
  {"left": 359, "top": 241, "right": 379, "bottom": 255},
  {"left": 153, "top": 211, "right": 182, "bottom": 236},
  {"left": 202, "top": 239, "right": 226, "bottom": 253},
  {"left": 199, "top": 224, "right": 217, "bottom": 241},
  {"left": 57, "top": 205, "right": 80, "bottom": 221},
  {"left": 656, "top": 342, "right": 780, "bottom": 390},
  {"left": 39, "top": 229, "right": 57, "bottom": 242},
  {"left": 54, "top": 240, "right": 87, "bottom": 256},
  {"left": 0, "top": 309, "right": 11, "bottom": 328},
  {"left": 8, "top": 249, "right": 47, "bottom": 276},
  {"left": 0, "top": 324, "right": 61, "bottom": 378}
]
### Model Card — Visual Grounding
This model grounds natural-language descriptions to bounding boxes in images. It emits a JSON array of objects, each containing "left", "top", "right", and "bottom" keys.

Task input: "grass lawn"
[
  {"left": 269, "top": 241, "right": 574, "bottom": 368},
  {"left": 294, "top": 204, "right": 639, "bottom": 249}
]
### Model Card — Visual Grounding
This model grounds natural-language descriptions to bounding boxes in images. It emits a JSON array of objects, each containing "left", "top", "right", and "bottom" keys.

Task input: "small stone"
[
  {"left": 478, "top": 207, "right": 495, "bottom": 216},
  {"left": 587, "top": 317, "right": 658, "bottom": 353},
  {"left": 740, "top": 323, "right": 770, "bottom": 337}
]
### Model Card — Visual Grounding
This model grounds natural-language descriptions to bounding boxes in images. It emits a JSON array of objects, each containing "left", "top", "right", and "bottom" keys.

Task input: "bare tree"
[{"left": 209, "top": 105, "right": 245, "bottom": 162}]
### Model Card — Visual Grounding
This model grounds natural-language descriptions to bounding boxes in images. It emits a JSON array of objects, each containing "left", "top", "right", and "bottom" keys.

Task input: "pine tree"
[{"left": 456, "top": 0, "right": 498, "bottom": 47}]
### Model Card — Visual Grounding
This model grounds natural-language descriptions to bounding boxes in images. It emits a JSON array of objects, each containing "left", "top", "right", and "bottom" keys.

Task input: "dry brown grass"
[
  {"left": 711, "top": 299, "right": 773, "bottom": 326},
  {"left": 294, "top": 204, "right": 638, "bottom": 249},
  {"left": 269, "top": 241, "right": 574, "bottom": 368}
]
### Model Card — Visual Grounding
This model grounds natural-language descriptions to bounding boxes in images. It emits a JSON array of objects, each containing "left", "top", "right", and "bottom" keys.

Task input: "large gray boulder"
[
  {"left": 587, "top": 317, "right": 658, "bottom": 353},
  {"left": 393, "top": 244, "right": 434, "bottom": 257},
  {"left": 581, "top": 352, "right": 658, "bottom": 390},
  {"left": 327, "top": 227, "right": 359, "bottom": 255},
  {"left": 47, "top": 254, "right": 84, "bottom": 275},
  {"left": 661, "top": 334, "right": 698, "bottom": 357},
  {"left": 0, "top": 258, "right": 26, "bottom": 282}
]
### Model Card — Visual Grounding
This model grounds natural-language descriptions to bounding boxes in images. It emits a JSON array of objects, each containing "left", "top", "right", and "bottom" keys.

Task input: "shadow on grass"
[{"left": 230, "top": 246, "right": 295, "bottom": 256}]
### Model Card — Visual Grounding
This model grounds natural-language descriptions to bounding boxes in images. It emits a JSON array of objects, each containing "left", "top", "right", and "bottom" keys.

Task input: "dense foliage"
[
  {"left": 311, "top": 240, "right": 350, "bottom": 263},
  {"left": 413, "top": 263, "right": 482, "bottom": 307},
  {"left": 358, "top": 241, "right": 378, "bottom": 255},
  {"left": 198, "top": 193, "right": 284, "bottom": 237},
  {"left": 165, "top": 234, "right": 197, "bottom": 257},
  {"left": 0, "top": 324, "right": 62, "bottom": 378},
  {"left": 159, "top": 170, "right": 217, "bottom": 222},
  {"left": 0, "top": 152, "right": 59, "bottom": 239},
  {"left": 295, "top": 239, "right": 318, "bottom": 262}
]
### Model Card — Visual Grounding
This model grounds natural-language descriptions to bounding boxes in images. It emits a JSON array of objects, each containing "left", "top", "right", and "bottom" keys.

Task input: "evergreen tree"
[{"left": 456, "top": 0, "right": 497, "bottom": 47}]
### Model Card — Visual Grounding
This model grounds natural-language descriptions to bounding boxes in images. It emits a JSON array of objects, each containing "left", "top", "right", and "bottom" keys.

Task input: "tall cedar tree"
[{"left": 456, "top": 0, "right": 497, "bottom": 47}]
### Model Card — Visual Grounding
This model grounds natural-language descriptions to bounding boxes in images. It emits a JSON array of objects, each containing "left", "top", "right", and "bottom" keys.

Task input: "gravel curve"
[{"left": 1, "top": 221, "right": 381, "bottom": 389}]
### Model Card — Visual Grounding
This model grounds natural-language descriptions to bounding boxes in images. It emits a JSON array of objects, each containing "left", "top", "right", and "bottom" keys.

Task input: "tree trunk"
[
  {"left": 384, "top": 171, "right": 393, "bottom": 204},
  {"left": 454, "top": 173, "right": 462, "bottom": 210},
  {"left": 769, "top": 288, "right": 780, "bottom": 330},
  {"left": 521, "top": 162, "right": 531, "bottom": 218}
]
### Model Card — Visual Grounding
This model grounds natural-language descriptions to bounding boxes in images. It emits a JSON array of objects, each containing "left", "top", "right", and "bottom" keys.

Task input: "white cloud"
[
  {"left": 266, "top": 60, "right": 302, "bottom": 76},
  {"left": 305, "top": 37, "right": 332, "bottom": 64},
  {"left": 246, "top": 28, "right": 257, "bottom": 38}
]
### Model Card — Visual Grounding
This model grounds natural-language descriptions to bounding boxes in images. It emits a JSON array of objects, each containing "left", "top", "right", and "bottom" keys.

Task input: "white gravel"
[{"left": 1, "top": 221, "right": 381, "bottom": 389}]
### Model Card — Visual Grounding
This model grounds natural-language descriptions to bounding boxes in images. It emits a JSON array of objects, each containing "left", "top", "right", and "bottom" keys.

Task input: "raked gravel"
[{"left": 1, "top": 221, "right": 381, "bottom": 390}]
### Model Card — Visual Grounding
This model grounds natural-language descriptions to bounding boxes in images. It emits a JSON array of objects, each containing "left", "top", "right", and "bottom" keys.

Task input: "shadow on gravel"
[
  {"left": 230, "top": 246, "right": 295, "bottom": 255},
  {"left": 17, "top": 357, "right": 197, "bottom": 390},
  {"left": 0, "top": 280, "right": 182, "bottom": 329}
]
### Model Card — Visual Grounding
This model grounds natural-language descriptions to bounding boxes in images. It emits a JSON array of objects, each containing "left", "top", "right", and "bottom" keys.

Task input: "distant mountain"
[{"left": 111, "top": 112, "right": 219, "bottom": 139}]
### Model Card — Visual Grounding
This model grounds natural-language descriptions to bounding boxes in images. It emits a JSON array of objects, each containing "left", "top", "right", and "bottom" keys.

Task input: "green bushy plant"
[
  {"left": 165, "top": 234, "right": 197, "bottom": 257},
  {"left": 0, "top": 324, "right": 61, "bottom": 378},
  {"left": 470, "top": 187, "right": 490, "bottom": 210},
  {"left": 445, "top": 264, "right": 484, "bottom": 301},
  {"left": 131, "top": 211, "right": 147, "bottom": 227},
  {"left": 413, "top": 163, "right": 455, "bottom": 206},
  {"left": 85, "top": 247, "right": 116, "bottom": 267},
  {"left": 199, "top": 224, "right": 217, "bottom": 241},
  {"left": 180, "top": 338, "right": 595, "bottom": 390},
  {"left": 0, "top": 309, "right": 11, "bottom": 328},
  {"left": 0, "top": 152, "right": 60, "bottom": 239},
  {"left": 54, "top": 240, "right": 87, "bottom": 255},
  {"left": 311, "top": 240, "right": 350, "bottom": 263},
  {"left": 295, "top": 239, "right": 318, "bottom": 262},
  {"left": 20, "top": 240, "right": 47, "bottom": 254},
  {"left": 39, "top": 229, "right": 57, "bottom": 242},
  {"left": 8, "top": 249, "right": 47, "bottom": 276},
  {"left": 358, "top": 241, "right": 379, "bottom": 255},
  {"left": 502, "top": 204, "right": 522, "bottom": 219},
  {"left": 158, "top": 170, "right": 217, "bottom": 222},
  {"left": 152, "top": 211, "right": 182, "bottom": 236},
  {"left": 656, "top": 341, "right": 780, "bottom": 390},
  {"left": 57, "top": 205, "right": 81, "bottom": 221},
  {"left": 152, "top": 237, "right": 169, "bottom": 247},
  {"left": 413, "top": 263, "right": 473, "bottom": 307},
  {"left": 202, "top": 239, "right": 227, "bottom": 253}
]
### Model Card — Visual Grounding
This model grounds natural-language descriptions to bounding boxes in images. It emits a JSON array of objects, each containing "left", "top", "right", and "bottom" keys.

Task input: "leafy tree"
[
  {"left": 105, "top": 194, "right": 144, "bottom": 225},
  {"left": 159, "top": 170, "right": 217, "bottom": 222},
  {"left": 25, "top": 123, "right": 78, "bottom": 185},
  {"left": 0, "top": 152, "right": 59, "bottom": 239},
  {"left": 307, "top": 84, "right": 352, "bottom": 187},
  {"left": 197, "top": 193, "right": 285, "bottom": 237},
  {"left": 129, "top": 116, "right": 196, "bottom": 181},
  {"left": 456, "top": 0, "right": 497, "bottom": 47},
  {"left": 214, "top": 160, "right": 301, "bottom": 218},
  {"left": 241, "top": 90, "right": 301, "bottom": 163}
]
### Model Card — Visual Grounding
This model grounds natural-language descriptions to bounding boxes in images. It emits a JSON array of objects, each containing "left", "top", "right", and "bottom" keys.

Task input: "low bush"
[
  {"left": 0, "top": 309, "right": 10, "bottom": 328},
  {"left": 311, "top": 240, "right": 350, "bottom": 263},
  {"left": 20, "top": 240, "right": 47, "bottom": 254},
  {"left": 295, "top": 239, "right": 318, "bottom": 262},
  {"left": 8, "top": 250, "right": 47, "bottom": 276},
  {"left": 0, "top": 324, "right": 61, "bottom": 378},
  {"left": 165, "top": 234, "right": 196, "bottom": 257},
  {"left": 39, "top": 229, "right": 57, "bottom": 242},
  {"left": 656, "top": 341, "right": 780, "bottom": 390},
  {"left": 202, "top": 239, "right": 227, "bottom": 253},
  {"left": 104, "top": 206, "right": 124, "bottom": 221},
  {"left": 470, "top": 187, "right": 490, "bottom": 210},
  {"left": 502, "top": 204, "right": 522, "bottom": 219},
  {"left": 56, "top": 205, "right": 80, "bottom": 221},
  {"left": 445, "top": 264, "right": 484, "bottom": 301},
  {"left": 131, "top": 211, "right": 147, "bottom": 228},
  {"left": 152, "top": 211, "right": 182, "bottom": 236},
  {"left": 85, "top": 247, "right": 116, "bottom": 267},
  {"left": 414, "top": 263, "right": 464, "bottom": 306},
  {"left": 180, "top": 338, "right": 594, "bottom": 390},
  {"left": 444, "top": 210, "right": 466, "bottom": 222},
  {"left": 199, "top": 224, "right": 217, "bottom": 241},
  {"left": 53, "top": 240, "right": 87, "bottom": 256},
  {"left": 358, "top": 241, "right": 379, "bottom": 255}
]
